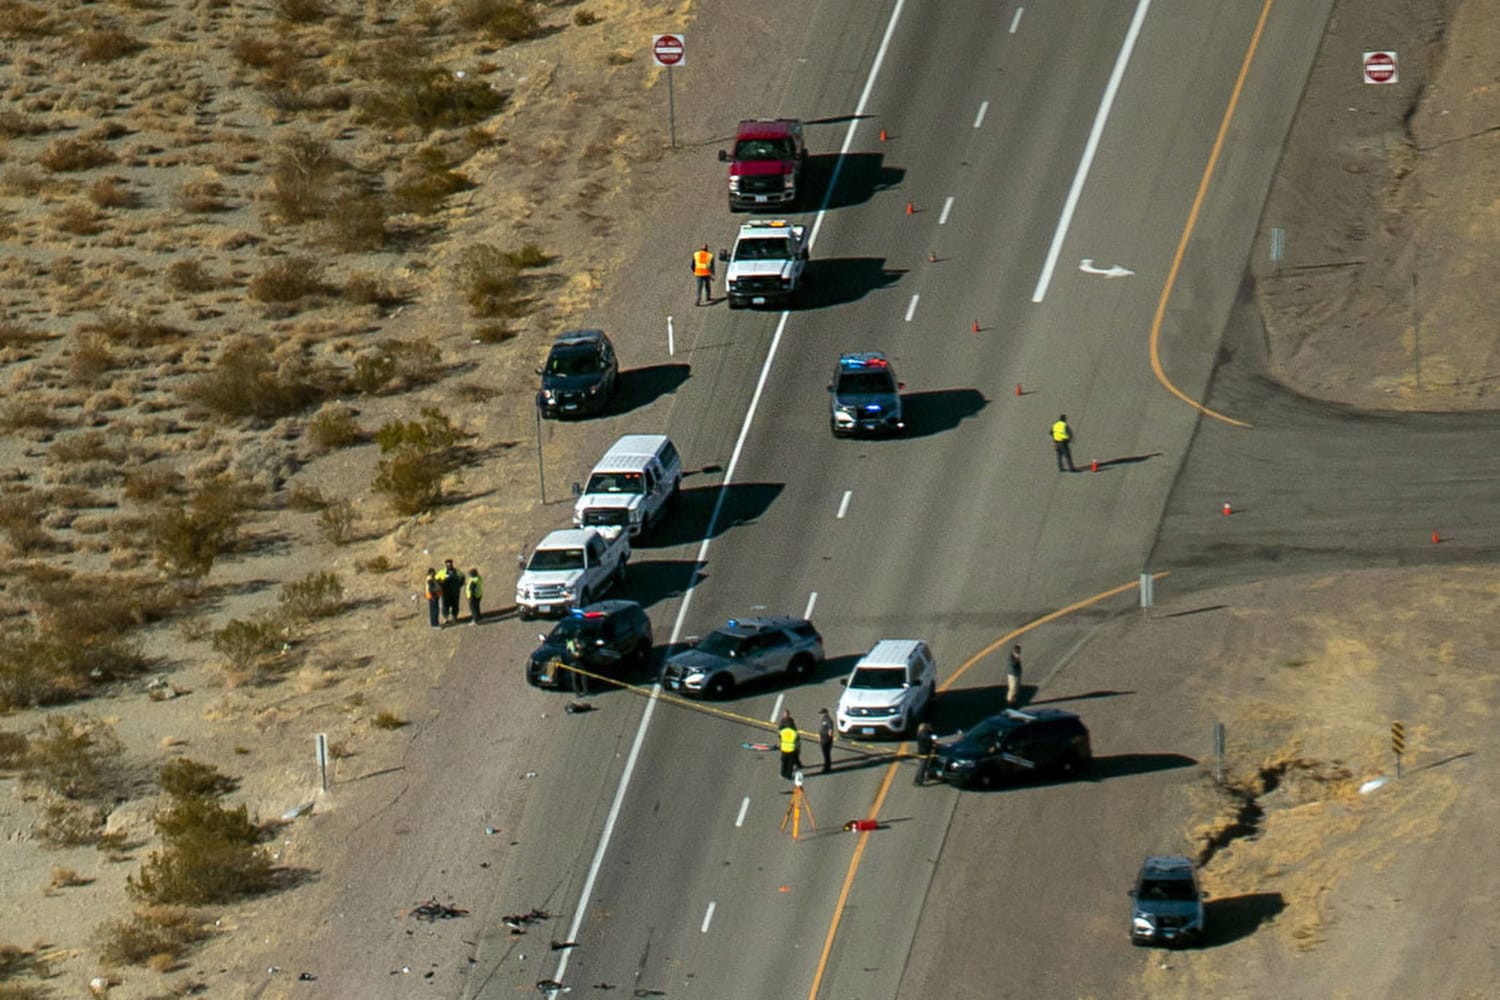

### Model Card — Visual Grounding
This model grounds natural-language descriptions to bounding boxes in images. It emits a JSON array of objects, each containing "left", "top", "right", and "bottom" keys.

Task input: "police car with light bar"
[{"left": 828, "top": 352, "right": 904, "bottom": 437}]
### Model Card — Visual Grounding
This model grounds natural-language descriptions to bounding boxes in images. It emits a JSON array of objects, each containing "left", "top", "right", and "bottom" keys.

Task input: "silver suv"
[
  {"left": 1130, "top": 855, "right": 1206, "bottom": 946},
  {"left": 660, "top": 616, "right": 824, "bottom": 699}
]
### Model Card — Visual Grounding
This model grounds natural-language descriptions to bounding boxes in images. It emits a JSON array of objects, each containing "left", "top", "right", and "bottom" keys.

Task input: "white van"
[
  {"left": 572, "top": 434, "right": 683, "bottom": 537},
  {"left": 836, "top": 639, "right": 936, "bottom": 738}
]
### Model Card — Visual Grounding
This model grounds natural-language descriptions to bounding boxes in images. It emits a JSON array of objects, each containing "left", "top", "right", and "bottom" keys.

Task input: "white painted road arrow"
[{"left": 1079, "top": 258, "right": 1135, "bottom": 278}]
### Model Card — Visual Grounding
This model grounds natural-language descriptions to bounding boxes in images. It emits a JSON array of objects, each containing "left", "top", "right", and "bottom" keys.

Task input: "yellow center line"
[
  {"left": 805, "top": 572, "right": 1168, "bottom": 1000},
  {"left": 1147, "top": 0, "right": 1275, "bottom": 429}
]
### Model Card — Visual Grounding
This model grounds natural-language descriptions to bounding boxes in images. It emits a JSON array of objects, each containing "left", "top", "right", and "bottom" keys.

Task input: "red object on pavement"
[{"left": 844, "top": 819, "right": 879, "bottom": 832}]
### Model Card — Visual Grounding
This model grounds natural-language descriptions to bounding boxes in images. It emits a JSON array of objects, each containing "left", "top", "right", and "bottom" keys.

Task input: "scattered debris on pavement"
[
  {"left": 501, "top": 908, "right": 553, "bottom": 935},
  {"left": 412, "top": 898, "right": 470, "bottom": 921}
]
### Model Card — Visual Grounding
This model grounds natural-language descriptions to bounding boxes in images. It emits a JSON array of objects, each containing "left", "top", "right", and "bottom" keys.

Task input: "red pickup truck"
[{"left": 719, "top": 118, "right": 806, "bottom": 212}]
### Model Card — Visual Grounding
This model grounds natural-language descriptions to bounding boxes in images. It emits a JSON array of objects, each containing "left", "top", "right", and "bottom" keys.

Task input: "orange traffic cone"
[
  {"left": 1431, "top": 531, "right": 1441, "bottom": 544},
  {"left": 1090, "top": 459, "right": 1099, "bottom": 473},
  {"left": 905, "top": 201, "right": 914, "bottom": 216},
  {"left": 1014, "top": 383, "right": 1023, "bottom": 397},
  {"left": 879, "top": 127, "right": 888, "bottom": 142},
  {"left": 1222, "top": 502, "right": 1232, "bottom": 516},
  {"left": 971, "top": 319, "right": 980, "bottom": 334},
  {"left": 927, "top": 250, "right": 936, "bottom": 263}
]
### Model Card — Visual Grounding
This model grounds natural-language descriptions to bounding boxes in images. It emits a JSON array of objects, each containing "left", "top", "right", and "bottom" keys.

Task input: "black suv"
[
  {"left": 526, "top": 600, "right": 653, "bottom": 691},
  {"left": 829, "top": 352, "right": 904, "bottom": 437},
  {"left": 930, "top": 708, "right": 1091, "bottom": 788},
  {"left": 660, "top": 616, "right": 824, "bottom": 699},
  {"left": 536, "top": 329, "right": 618, "bottom": 419}
]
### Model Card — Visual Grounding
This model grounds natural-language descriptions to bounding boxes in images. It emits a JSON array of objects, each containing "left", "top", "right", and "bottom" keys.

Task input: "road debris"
[
  {"left": 535, "top": 980, "right": 571, "bottom": 994},
  {"left": 411, "top": 898, "right": 470, "bottom": 921},
  {"left": 564, "top": 702, "right": 594, "bottom": 715},
  {"left": 501, "top": 907, "right": 553, "bottom": 935},
  {"left": 549, "top": 939, "right": 577, "bottom": 951},
  {"left": 297, "top": 973, "right": 316, "bottom": 982}
]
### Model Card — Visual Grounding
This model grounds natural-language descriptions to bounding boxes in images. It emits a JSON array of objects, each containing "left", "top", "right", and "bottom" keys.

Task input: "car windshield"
[
  {"left": 1138, "top": 878, "right": 1197, "bottom": 902},
  {"left": 838, "top": 371, "right": 896, "bottom": 395},
  {"left": 527, "top": 548, "right": 584, "bottom": 572},
  {"left": 696, "top": 631, "right": 747, "bottom": 658},
  {"left": 848, "top": 667, "right": 905, "bottom": 690},
  {"left": 735, "top": 238, "right": 791, "bottom": 261},
  {"left": 551, "top": 618, "right": 601, "bottom": 642},
  {"left": 585, "top": 472, "right": 644, "bottom": 495},
  {"left": 733, "top": 138, "right": 796, "bottom": 161},
  {"left": 547, "top": 347, "right": 602, "bottom": 376}
]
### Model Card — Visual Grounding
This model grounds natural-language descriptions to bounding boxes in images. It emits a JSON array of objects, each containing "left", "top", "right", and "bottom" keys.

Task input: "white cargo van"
[
  {"left": 572, "top": 434, "right": 683, "bottom": 537},
  {"left": 836, "top": 639, "right": 936, "bottom": 738}
]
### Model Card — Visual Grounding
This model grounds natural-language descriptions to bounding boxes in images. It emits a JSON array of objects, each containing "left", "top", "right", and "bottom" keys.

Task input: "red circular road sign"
[
  {"left": 653, "top": 34, "right": 685, "bottom": 67},
  {"left": 1363, "top": 51, "right": 1397, "bottom": 85}
]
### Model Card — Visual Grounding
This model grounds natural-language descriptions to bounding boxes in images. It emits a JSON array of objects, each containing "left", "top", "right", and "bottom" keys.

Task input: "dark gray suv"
[
  {"left": 660, "top": 616, "right": 824, "bottom": 699},
  {"left": 930, "top": 708, "right": 1092, "bottom": 788},
  {"left": 1130, "top": 855, "right": 1206, "bottom": 946},
  {"left": 536, "top": 329, "right": 618, "bottom": 418}
]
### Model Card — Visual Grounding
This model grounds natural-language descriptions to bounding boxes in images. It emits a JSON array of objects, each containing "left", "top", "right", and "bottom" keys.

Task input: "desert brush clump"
[
  {"left": 178, "top": 335, "right": 339, "bottom": 421},
  {"left": 351, "top": 338, "right": 442, "bottom": 395},
  {"left": 94, "top": 904, "right": 216, "bottom": 967},
  {"left": 452, "top": 0, "right": 543, "bottom": 42},
  {"left": 158, "top": 758, "right": 240, "bottom": 800},
  {"left": 143, "top": 473, "right": 262, "bottom": 579},
  {"left": 262, "top": 134, "right": 357, "bottom": 226},
  {"left": 247, "top": 256, "right": 329, "bottom": 303},
  {"left": 390, "top": 146, "right": 472, "bottom": 214},
  {"left": 306, "top": 403, "right": 363, "bottom": 451},
  {"left": 209, "top": 618, "right": 285, "bottom": 680},
  {"left": 128, "top": 765, "right": 274, "bottom": 905},
  {"left": 456, "top": 243, "right": 541, "bottom": 318},
  {"left": 354, "top": 46, "right": 508, "bottom": 133},
  {"left": 371, "top": 408, "right": 469, "bottom": 516},
  {"left": 38, "top": 137, "right": 117, "bottom": 173},
  {"left": 278, "top": 570, "right": 344, "bottom": 620}
]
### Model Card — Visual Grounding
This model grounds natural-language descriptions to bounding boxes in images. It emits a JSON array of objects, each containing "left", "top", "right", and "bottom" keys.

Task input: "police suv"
[{"left": 829, "top": 352, "right": 904, "bottom": 437}]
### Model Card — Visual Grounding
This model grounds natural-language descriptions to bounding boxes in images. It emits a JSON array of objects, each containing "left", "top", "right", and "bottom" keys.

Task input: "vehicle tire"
[
  {"left": 519, "top": 608, "right": 534, "bottom": 622},
  {"left": 706, "top": 674, "right": 734, "bottom": 699},
  {"left": 787, "top": 654, "right": 813, "bottom": 681}
]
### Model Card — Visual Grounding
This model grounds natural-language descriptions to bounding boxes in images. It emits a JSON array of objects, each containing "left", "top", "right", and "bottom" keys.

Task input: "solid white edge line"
[
  {"left": 803, "top": 591, "right": 818, "bottom": 619},
  {"left": 1030, "top": 0, "right": 1152, "bottom": 303},
  {"left": 1009, "top": 7, "right": 1023, "bottom": 34},
  {"left": 769, "top": 693, "right": 786, "bottom": 725},
  {"left": 837, "top": 490, "right": 853, "bottom": 519},
  {"left": 938, "top": 195, "right": 954, "bottom": 225},
  {"left": 972, "top": 101, "right": 989, "bottom": 129},
  {"left": 549, "top": 0, "right": 909, "bottom": 987},
  {"left": 904, "top": 294, "right": 919, "bottom": 322},
  {"left": 701, "top": 901, "right": 717, "bottom": 934},
  {"left": 735, "top": 796, "right": 751, "bottom": 828}
]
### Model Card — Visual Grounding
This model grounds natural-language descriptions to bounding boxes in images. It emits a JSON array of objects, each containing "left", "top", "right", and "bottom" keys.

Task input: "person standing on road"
[
  {"left": 779, "top": 716, "right": 801, "bottom": 780},
  {"left": 818, "top": 708, "right": 835, "bottom": 774},
  {"left": 565, "top": 634, "right": 590, "bottom": 696},
  {"left": 692, "top": 244, "right": 716, "bottom": 306},
  {"left": 913, "top": 722, "right": 935, "bottom": 786},
  {"left": 465, "top": 567, "right": 484, "bottom": 625},
  {"left": 437, "top": 558, "right": 464, "bottom": 624},
  {"left": 425, "top": 568, "right": 441, "bottom": 629},
  {"left": 1051, "top": 415, "right": 1077, "bottom": 472},
  {"left": 1007, "top": 645, "right": 1023, "bottom": 708}
]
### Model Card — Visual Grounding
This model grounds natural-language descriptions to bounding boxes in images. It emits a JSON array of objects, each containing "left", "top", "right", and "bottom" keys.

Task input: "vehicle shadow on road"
[
  {"left": 1027, "top": 689, "right": 1136, "bottom": 707},
  {"left": 927, "top": 684, "right": 1010, "bottom": 735},
  {"left": 607, "top": 363, "right": 690, "bottom": 416},
  {"left": 1200, "top": 892, "right": 1286, "bottom": 947},
  {"left": 1086, "top": 752, "right": 1198, "bottom": 781},
  {"left": 794, "top": 257, "right": 905, "bottom": 310},
  {"left": 634, "top": 482, "right": 784, "bottom": 549},
  {"left": 900, "top": 388, "right": 989, "bottom": 438},
  {"left": 803, "top": 152, "right": 905, "bottom": 210},
  {"left": 620, "top": 558, "right": 706, "bottom": 611}
]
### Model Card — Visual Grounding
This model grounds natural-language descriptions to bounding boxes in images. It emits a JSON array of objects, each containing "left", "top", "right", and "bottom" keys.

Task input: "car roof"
[
  {"left": 551, "top": 328, "right": 608, "bottom": 348},
  {"left": 714, "top": 615, "right": 806, "bottom": 636},
  {"left": 1139, "top": 855, "right": 1197, "bottom": 877},
  {"left": 594, "top": 434, "right": 672, "bottom": 470},
  {"left": 575, "top": 599, "right": 643, "bottom": 618},
  {"left": 855, "top": 639, "right": 925, "bottom": 667},
  {"left": 836, "top": 351, "right": 894, "bottom": 371}
]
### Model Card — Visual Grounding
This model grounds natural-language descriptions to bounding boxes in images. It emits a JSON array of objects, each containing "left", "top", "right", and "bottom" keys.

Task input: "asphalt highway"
[{"left": 253, "top": 1, "right": 1358, "bottom": 997}]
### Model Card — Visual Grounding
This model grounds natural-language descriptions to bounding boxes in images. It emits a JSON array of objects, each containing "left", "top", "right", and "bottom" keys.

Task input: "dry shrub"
[
  {"left": 49, "top": 430, "right": 127, "bottom": 465},
  {"left": 144, "top": 474, "right": 262, "bottom": 578},
  {"left": 158, "top": 758, "right": 239, "bottom": 799},
  {"left": 279, "top": 570, "right": 343, "bottom": 620},
  {"left": 180, "top": 336, "right": 337, "bottom": 422},
  {"left": 247, "top": 256, "right": 326, "bottom": 303},
  {"left": 373, "top": 449, "right": 446, "bottom": 515},
  {"left": 0, "top": 0, "right": 60, "bottom": 38},
  {"left": 47, "top": 865, "right": 91, "bottom": 889},
  {"left": 228, "top": 34, "right": 279, "bottom": 68},
  {"left": 473, "top": 323, "right": 518, "bottom": 344},
  {"left": 306, "top": 403, "right": 362, "bottom": 450},
  {"left": 130, "top": 793, "right": 274, "bottom": 904},
  {"left": 0, "top": 166, "right": 45, "bottom": 195},
  {"left": 0, "top": 110, "right": 50, "bottom": 138},
  {"left": 21, "top": 713, "right": 126, "bottom": 800},
  {"left": 320, "top": 190, "right": 386, "bottom": 251},
  {"left": 88, "top": 175, "right": 136, "bottom": 208},
  {"left": 390, "top": 147, "right": 471, "bottom": 214},
  {"left": 0, "top": 322, "right": 50, "bottom": 352},
  {"left": 37, "top": 797, "right": 107, "bottom": 846},
  {"left": 458, "top": 244, "right": 526, "bottom": 318},
  {"left": 274, "top": 0, "right": 327, "bottom": 23},
  {"left": 165, "top": 259, "right": 217, "bottom": 294},
  {"left": 123, "top": 466, "right": 184, "bottom": 503},
  {"left": 52, "top": 201, "right": 104, "bottom": 235},
  {"left": 0, "top": 730, "right": 26, "bottom": 768},
  {"left": 357, "top": 60, "right": 508, "bottom": 132},
  {"left": 0, "top": 492, "right": 58, "bottom": 556},
  {"left": 263, "top": 134, "right": 349, "bottom": 225},
  {"left": 453, "top": 0, "right": 542, "bottom": 42},
  {"left": 77, "top": 28, "right": 145, "bottom": 63},
  {"left": 343, "top": 272, "right": 404, "bottom": 308},
  {"left": 351, "top": 338, "right": 441, "bottom": 394},
  {"left": 38, "top": 137, "right": 116, "bottom": 173},
  {"left": 0, "top": 629, "right": 146, "bottom": 709},
  {"left": 371, "top": 710, "right": 407, "bottom": 729},
  {"left": 0, "top": 398, "right": 57, "bottom": 432},
  {"left": 574, "top": 8, "right": 597, "bottom": 26},
  {"left": 286, "top": 483, "right": 328, "bottom": 512},
  {"left": 318, "top": 498, "right": 356, "bottom": 545},
  {"left": 174, "top": 177, "right": 229, "bottom": 214},
  {"left": 94, "top": 906, "right": 215, "bottom": 966},
  {"left": 209, "top": 618, "right": 282, "bottom": 677},
  {"left": 81, "top": 312, "right": 187, "bottom": 348}
]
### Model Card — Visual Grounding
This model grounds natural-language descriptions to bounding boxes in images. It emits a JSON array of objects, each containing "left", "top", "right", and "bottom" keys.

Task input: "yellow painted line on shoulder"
[
  {"left": 806, "top": 572, "right": 1167, "bottom": 1000},
  {"left": 1147, "top": 0, "right": 1275, "bottom": 429}
]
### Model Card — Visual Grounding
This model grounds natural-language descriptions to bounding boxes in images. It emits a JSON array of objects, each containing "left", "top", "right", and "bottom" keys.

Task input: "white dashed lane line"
[
  {"left": 769, "top": 693, "right": 785, "bottom": 725},
  {"left": 973, "top": 100, "right": 990, "bottom": 128},
  {"left": 804, "top": 591, "right": 818, "bottom": 619},
  {"left": 904, "top": 294, "right": 920, "bottom": 322},
  {"left": 939, "top": 196, "right": 954, "bottom": 225},
  {"left": 837, "top": 491, "right": 853, "bottom": 519},
  {"left": 1009, "top": 7, "right": 1023, "bottom": 34},
  {"left": 702, "top": 901, "right": 716, "bottom": 933},
  {"left": 735, "top": 796, "right": 750, "bottom": 828}
]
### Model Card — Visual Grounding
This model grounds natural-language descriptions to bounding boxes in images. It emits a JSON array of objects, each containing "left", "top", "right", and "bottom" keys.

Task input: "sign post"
[
  {"left": 652, "top": 34, "right": 685, "bottom": 148},
  {"left": 1391, "top": 721, "right": 1405, "bottom": 778},
  {"left": 315, "top": 732, "right": 329, "bottom": 792},
  {"left": 1363, "top": 51, "right": 1398, "bottom": 85}
]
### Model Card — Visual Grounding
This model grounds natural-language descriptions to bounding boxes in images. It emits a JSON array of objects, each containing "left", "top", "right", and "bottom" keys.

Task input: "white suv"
[{"left": 836, "top": 639, "right": 936, "bottom": 738}]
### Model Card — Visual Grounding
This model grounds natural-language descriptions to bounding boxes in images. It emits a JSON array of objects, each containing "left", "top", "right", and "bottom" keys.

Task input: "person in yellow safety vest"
[
  {"left": 692, "top": 244, "right": 716, "bottom": 306},
  {"left": 465, "top": 568, "right": 483, "bottom": 625},
  {"left": 779, "top": 719, "right": 801, "bottom": 780},
  {"left": 1051, "top": 414, "right": 1077, "bottom": 472}
]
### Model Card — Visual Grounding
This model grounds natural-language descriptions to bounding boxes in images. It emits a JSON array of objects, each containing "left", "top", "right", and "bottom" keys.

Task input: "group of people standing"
[{"left": 425, "top": 559, "right": 483, "bottom": 628}]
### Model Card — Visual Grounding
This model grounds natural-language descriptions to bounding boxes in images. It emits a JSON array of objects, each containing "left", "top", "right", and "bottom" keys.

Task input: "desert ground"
[{"left": 0, "top": 0, "right": 1496, "bottom": 996}]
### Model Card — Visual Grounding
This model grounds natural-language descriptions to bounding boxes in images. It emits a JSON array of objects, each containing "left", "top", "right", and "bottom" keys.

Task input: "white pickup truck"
[
  {"left": 514, "top": 527, "right": 629, "bottom": 620},
  {"left": 719, "top": 219, "right": 808, "bottom": 309}
]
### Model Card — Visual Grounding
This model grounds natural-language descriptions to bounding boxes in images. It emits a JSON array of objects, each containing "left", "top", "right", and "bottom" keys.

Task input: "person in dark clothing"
[
  {"left": 913, "top": 722, "right": 935, "bottom": 786},
  {"left": 779, "top": 717, "right": 801, "bottom": 780},
  {"left": 465, "top": 568, "right": 483, "bottom": 625},
  {"left": 818, "top": 708, "right": 835, "bottom": 774},
  {"left": 438, "top": 558, "right": 464, "bottom": 624},
  {"left": 565, "top": 635, "right": 590, "bottom": 696},
  {"left": 425, "top": 568, "right": 441, "bottom": 629}
]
